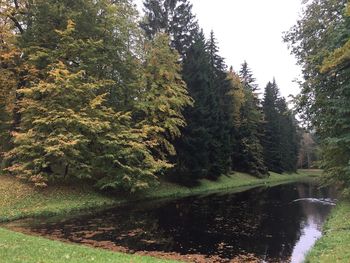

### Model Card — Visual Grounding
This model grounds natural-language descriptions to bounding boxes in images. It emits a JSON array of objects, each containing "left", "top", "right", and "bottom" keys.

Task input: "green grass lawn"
[
  {"left": 0, "top": 170, "right": 321, "bottom": 263},
  {"left": 305, "top": 200, "right": 350, "bottom": 263},
  {"left": 0, "top": 227, "right": 178, "bottom": 263}
]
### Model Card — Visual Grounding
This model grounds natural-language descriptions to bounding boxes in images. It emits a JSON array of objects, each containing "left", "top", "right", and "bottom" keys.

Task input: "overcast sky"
[{"left": 134, "top": 0, "right": 303, "bottom": 98}]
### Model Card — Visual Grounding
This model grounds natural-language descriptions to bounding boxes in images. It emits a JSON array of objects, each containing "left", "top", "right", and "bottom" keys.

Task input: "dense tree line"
[
  {"left": 0, "top": 0, "right": 299, "bottom": 192},
  {"left": 285, "top": 0, "right": 350, "bottom": 189},
  {"left": 262, "top": 80, "right": 299, "bottom": 173}
]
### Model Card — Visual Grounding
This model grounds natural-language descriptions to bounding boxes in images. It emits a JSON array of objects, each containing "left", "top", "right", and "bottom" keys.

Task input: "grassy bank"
[
  {"left": 0, "top": 170, "right": 319, "bottom": 223},
  {"left": 0, "top": 227, "right": 178, "bottom": 263},
  {"left": 306, "top": 200, "right": 350, "bottom": 263}
]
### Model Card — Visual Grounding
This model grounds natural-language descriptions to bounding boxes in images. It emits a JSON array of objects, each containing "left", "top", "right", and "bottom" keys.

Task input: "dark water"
[{"left": 26, "top": 181, "right": 337, "bottom": 262}]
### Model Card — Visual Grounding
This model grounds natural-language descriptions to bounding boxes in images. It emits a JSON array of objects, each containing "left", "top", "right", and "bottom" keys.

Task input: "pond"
[{"left": 15, "top": 181, "right": 338, "bottom": 262}]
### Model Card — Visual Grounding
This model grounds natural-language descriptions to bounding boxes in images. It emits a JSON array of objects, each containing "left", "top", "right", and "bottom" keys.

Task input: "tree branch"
[
  {"left": 13, "top": 0, "right": 20, "bottom": 10},
  {"left": 9, "top": 15, "right": 24, "bottom": 34}
]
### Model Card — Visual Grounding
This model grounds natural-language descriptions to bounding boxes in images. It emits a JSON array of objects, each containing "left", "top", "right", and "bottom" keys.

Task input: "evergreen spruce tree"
[
  {"left": 239, "top": 61, "right": 258, "bottom": 92},
  {"left": 276, "top": 98, "right": 299, "bottom": 172},
  {"left": 262, "top": 79, "right": 299, "bottom": 173},
  {"left": 262, "top": 80, "right": 283, "bottom": 173},
  {"left": 230, "top": 63, "right": 268, "bottom": 177},
  {"left": 141, "top": 0, "right": 198, "bottom": 58},
  {"left": 173, "top": 30, "right": 213, "bottom": 182},
  {"left": 206, "top": 31, "right": 232, "bottom": 178}
]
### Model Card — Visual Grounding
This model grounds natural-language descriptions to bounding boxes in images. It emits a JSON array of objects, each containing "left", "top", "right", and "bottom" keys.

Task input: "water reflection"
[
  {"left": 289, "top": 184, "right": 335, "bottom": 263},
  {"left": 24, "top": 181, "right": 337, "bottom": 262}
]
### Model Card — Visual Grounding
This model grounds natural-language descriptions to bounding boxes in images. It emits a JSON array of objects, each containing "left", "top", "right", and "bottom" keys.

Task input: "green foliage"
[
  {"left": 0, "top": 0, "right": 302, "bottom": 192},
  {"left": 2, "top": 1, "right": 171, "bottom": 192},
  {"left": 22, "top": 0, "right": 142, "bottom": 109},
  {"left": 6, "top": 61, "right": 166, "bottom": 191},
  {"left": 262, "top": 80, "right": 283, "bottom": 173},
  {"left": 285, "top": 0, "right": 350, "bottom": 187}
]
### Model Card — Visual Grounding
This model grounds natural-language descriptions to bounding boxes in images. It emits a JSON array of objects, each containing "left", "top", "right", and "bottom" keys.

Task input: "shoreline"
[
  {"left": 305, "top": 200, "right": 350, "bottom": 262},
  {"left": 0, "top": 170, "right": 321, "bottom": 263},
  {"left": 0, "top": 170, "right": 319, "bottom": 223}
]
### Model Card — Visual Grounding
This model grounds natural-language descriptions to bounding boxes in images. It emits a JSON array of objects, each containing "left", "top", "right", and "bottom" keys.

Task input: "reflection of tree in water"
[
  {"left": 28, "top": 182, "right": 336, "bottom": 262},
  {"left": 151, "top": 184, "right": 315, "bottom": 261},
  {"left": 296, "top": 184, "right": 334, "bottom": 229},
  {"left": 288, "top": 184, "right": 336, "bottom": 262},
  {"left": 154, "top": 188, "right": 271, "bottom": 257}
]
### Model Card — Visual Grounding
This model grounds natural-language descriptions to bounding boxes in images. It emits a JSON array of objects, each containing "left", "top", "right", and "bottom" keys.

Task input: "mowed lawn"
[
  {"left": 305, "top": 200, "right": 350, "bottom": 263},
  {"left": 0, "top": 227, "right": 179, "bottom": 263}
]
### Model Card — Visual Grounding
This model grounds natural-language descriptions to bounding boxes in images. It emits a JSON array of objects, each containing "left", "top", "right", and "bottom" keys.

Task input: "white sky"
[{"left": 134, "top": 0, "right": 303, "bottom": 98}]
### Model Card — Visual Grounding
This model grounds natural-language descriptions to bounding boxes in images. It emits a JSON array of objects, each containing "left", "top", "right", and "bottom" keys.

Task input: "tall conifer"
[
  {"left": 141, "top": 0, "right": 198, "bottom": 58},
  {"left": 173, "top": 31, "right": 213, "bottom": 182},
  {"left": 262, "top": 80, "right": 299, "bottom": 173},
  {"left": 231, "top": 62, "right": 267, "bottom": 177}
]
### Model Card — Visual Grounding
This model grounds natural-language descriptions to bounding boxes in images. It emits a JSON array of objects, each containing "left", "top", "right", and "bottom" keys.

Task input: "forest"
[
  {"left": 0, "top": 0, "right": 349, "bottom": 262},
  {"left": 0, "top": 0, "right": 300, "bottom": 192}
]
